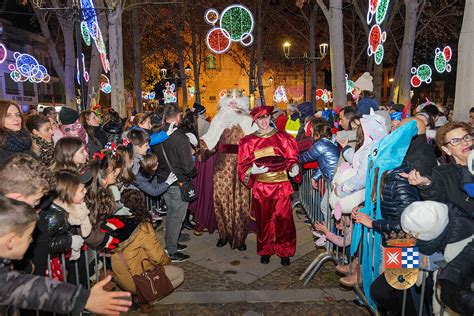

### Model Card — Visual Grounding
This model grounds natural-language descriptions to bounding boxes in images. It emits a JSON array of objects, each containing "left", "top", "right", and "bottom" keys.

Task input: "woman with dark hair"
[
  {"left": 0, "top": 100, "right": 32, "bottom": 163},
  {"left": 79, "top": 110, "right": 107, "bottom": 156},
  {"left": 51, "top": 136, "right": 88, "bottom": 172},
  {"left": 26, "top": 114, "right": 54, "bottom": 165}
]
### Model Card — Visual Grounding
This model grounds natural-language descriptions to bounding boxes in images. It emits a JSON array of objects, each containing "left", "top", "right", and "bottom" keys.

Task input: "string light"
[
  {"left": 163, "top": 82, "right": 177, "bottom": 103},
  {"left": 9, "top": 52, "right": 50, "bottom": 83},
  {"left": 0, "top": 43, "right": 6, "bottom": 64},
  {"left": 434, "top": 46, "right": 452, "bottom": 73},
  {"left": 273, "top": 85, "right": 288, "bottom": 103},
  {"left": 100, "top": 74, "right": 111, "bottom": 94},
  {"left": 411, "top": 64, "right": 432, "bottom": 88},
  {"left": 205, "top": 4, "right": 254, "bottom": 54}
]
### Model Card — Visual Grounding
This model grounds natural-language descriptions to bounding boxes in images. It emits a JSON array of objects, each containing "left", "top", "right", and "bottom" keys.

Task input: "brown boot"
[
  {"left": 336, "top": 258, "right": 358, "bottom": 275},
  {"left": 339, "top": 270, "right": 360, "bottom": 288}
]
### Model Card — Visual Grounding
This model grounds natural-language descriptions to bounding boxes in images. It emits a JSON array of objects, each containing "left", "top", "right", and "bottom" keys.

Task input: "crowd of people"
[{"left": 0, "top": 70, "right": 472, "bottom": 315}]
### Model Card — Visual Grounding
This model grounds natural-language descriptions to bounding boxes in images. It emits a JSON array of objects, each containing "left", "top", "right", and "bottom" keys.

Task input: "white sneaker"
[{"left": 315, "top": 235, "right": 326, "bottom": 247}]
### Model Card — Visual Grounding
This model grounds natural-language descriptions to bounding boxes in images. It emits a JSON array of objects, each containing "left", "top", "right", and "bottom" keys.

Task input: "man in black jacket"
[{"left": 153, "top": 103, "right": 196, "bottom": 262}]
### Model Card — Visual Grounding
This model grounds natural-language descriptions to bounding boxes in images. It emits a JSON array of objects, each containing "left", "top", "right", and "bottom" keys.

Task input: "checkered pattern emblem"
[{"left": 401, "top": 247, "right": 419, "bottom": 268}]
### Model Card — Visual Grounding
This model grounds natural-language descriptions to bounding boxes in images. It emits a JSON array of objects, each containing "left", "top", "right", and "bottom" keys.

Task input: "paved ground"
[{"left": 124, "top": 208, "right": 370, "bottom": 315}]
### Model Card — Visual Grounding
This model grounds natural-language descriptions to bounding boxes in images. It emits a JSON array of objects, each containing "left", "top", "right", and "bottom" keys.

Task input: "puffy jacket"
[
  {"left": 129, "top": 125, "right": 168, "bottom": 147},
  {"left": 372, "top": 163, "right": 419, "bottom": 234},
  {"left": 299, "top": 138, "right": 340, "bottom": 182},
  {"left": 357, "top": 97, "right": 379, "bottom": 115},
  {"left": 0, "top": 259, "right": 89, "bottom": 314}
]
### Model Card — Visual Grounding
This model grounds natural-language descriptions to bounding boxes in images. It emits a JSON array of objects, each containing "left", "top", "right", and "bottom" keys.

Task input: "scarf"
[
  {"left": 1, "top": 129, "right": 32, "bottom": 153},
  {"left": 32, "top": 135, "right": 54, "bottom": 165}
]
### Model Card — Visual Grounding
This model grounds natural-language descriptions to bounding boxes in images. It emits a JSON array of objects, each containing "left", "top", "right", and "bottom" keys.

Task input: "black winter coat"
[{"left": 372, "top": 163, "right": 419, "bottom": 234}]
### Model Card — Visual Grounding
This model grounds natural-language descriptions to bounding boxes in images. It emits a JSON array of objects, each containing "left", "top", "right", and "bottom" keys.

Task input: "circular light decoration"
[
  {"left": 204, "top": 4, "right": 254, "bottom": 54},
  {"left": 434, "top": 46, "right": 452, "bottom": 73},
  {"left": 163, "top": 82, "right": 177, "bottom": 104},
  {"left": 205, "top": 8, "right": 219, "bottom": 25},
  {"left": 273, "top": 85, "right": 288, "bottom": 103},
  {"left": 315, "top": 89, "right": 333, "bottom": 104},
  {"left": 375, "top": 0, "right": 390, "bottom": 24},
  {"left": 367, "top": 0, "right": 379, "bottom": 24},
  {"left": 345, "top": 75, "right": 355, "bottom": 95},
  {"left": 100, "top": 74, "right": 111, "bottom": 94},
  {"left": 374, "top": 44, "right": 384, "bottom": 65},
  {"left": 410, "top": 64, "right": 432, "bottom": 87},
  {"left": 81, "top": 21, "right": 91, "bottom": 46},
  {"left": 0, "top": 43, "right": 7, "bottom": 64},
  {"left": 367, "top": 24, "right": 386, "bottom": 57},
  {"left": 206, "top": 27, "right": 232, "bottom": 54},
  {"left": 9, "top": 52, "right": 50, "bottom": 83}
]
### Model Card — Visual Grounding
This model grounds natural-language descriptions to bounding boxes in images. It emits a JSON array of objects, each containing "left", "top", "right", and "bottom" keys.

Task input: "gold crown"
[
  {"left": 384, "top": 231, "right": 417, "bottom": 247},
  {"left": 225, "top": 88, "right": 244, "bottom": 98}
]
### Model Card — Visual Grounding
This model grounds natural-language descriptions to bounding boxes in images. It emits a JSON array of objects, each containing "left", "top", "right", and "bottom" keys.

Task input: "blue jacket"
[
  {"left": 357, "top": 97, "right": 379, "bottom": 115},
  {"left": 299, "top": 138, "right": 340, "bottom": 182},
  {"left": 133, "top": 170, "right": 169, "bottom": 197},
  {"left": 129, "top": 125, "right": 168, "bottom": 146}
]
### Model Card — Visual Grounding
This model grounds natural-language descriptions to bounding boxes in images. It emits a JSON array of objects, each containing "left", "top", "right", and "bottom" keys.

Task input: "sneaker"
[
  {"left": 315, "top": 235, "right": 326, "bottom": 247},
  {"left": 151, "top": 213, "right": 163, "bottom": 222},
  {"left": 169, "top": 252, "right": 189, "bottom": 262},
  {"left": 177, "top": 244, "right": 188, "bottom": 252}
]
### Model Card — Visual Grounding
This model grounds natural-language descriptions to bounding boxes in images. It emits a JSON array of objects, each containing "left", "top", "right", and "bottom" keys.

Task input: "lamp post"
[{"left": 282, "top": 42, "right": 329, "bottom": 103}]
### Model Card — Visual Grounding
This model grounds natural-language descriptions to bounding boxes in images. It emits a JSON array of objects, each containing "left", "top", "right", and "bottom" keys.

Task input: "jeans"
[{"left": 163, "top": 186, "right": 188, "bottom": 255}]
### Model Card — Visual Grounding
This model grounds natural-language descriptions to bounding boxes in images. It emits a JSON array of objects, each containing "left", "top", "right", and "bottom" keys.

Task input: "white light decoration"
[
  {"left": 204, "top": 4, "right": 254, "bottom": 54},
  {"left": 434, "top": 46, "right": 452, "bottom": 74},
  {"left": 0, "top": 43, "right": 6, "bottom": 64},
  {"left": 315, "top": 88, "right": 333, "bottom": 103},
  {"left": 410, "top": 64, "right": 432, "bottom": 88},
  {"left": 273, "top": 85, "right": 288, "bottom": 103},
  {"left": 142, "top": 91, "right": 156, "bottom": 100},
  {"left": 76, "top": 53, "right": 89, "bottom": 84},
  {"left": 100, "top": 74, "right": 111, "bottom": 93},
  {"left": 163, "top": 82, "right": 177, "bottom": 103},
  {"left": 367, "top": 0, "right": 389, "bottom": 65},
  {"left": 9, "top": 52, "right": 50, "bottom": 83}
]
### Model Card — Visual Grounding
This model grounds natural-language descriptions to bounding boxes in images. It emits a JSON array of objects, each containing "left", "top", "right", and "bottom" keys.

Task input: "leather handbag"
[
  {"left": 118, "top": 253, "right": 174, "bottom": 304},
  {"left": 160, "top": 144, "right": 197, "bottom": 202}
]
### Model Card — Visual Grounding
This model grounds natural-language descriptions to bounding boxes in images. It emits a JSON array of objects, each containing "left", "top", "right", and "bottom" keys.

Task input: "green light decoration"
[
  {"left": 374, "top": 45, "right": 384, "bottom": 65},
  {"left": 220, "top": 5, "right": 254, "bottom": 42},
  {"left": 411, "top": 64, "right": 432, "bottom": 87},
  {"left": 345, "top": 75, "right": 355, "bottom": 95},
  {"left": 434, "top": 46, "right": 452, "bottom": 73},
  {"left": 375, "top": 0, "right": 390, "bottom": 24},
  {"left": 81, "top": 21, "right": 91, "bottom": 46}
]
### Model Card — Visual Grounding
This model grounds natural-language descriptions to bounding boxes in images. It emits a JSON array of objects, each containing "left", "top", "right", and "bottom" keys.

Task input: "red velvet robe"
[{"left": 237, "top": 128, "right": 301, "bottom": 257}]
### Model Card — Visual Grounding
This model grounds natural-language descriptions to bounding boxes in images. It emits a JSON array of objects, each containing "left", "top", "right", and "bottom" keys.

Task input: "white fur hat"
[
  {"left": 401, "top": 201, "right": 449, "bottom": 241},
  {"left": 354, "top": 72, "right": 374, "bottom": 92}
]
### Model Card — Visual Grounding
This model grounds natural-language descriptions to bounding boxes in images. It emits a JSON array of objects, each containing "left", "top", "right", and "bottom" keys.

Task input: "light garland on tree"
[
  {"left": 410, "top": 64, "right": 432, "bottom": 88},
  {"left": 367, "top": 0, "right": 389, "bottom": 65},
  {"left": 100, "top": 74, "right": 111, "bottom": 94},
  {"left": 9, "top": 52, "right": 50, "bottom": 83},
  {"left": 315, "top": 89, "right": 333, "bottom": 104},
  {"left": 163, "top": 82, "right": 177, "bottom": 103},
  {"left": 0, "top": 43, "right": 6, "bottom": 64},
  {"left": 204, "top": 4, "right": 254, "bottom": 54},
  {"left": 434, "top": 46, "right": 452, "bottom": 74},
  {"left": 273, "top": 85, "right": 288, "bottom": 103}
]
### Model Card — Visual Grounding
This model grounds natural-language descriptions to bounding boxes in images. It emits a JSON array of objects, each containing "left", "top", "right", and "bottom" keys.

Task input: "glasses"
[{"left": 444, "top": 134, "right": 472, "bottom": 146}]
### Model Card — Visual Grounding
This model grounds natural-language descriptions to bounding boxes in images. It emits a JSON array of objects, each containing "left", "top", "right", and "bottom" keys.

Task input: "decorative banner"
[
  {"left": 434, "top": 46, "right": 452, "bottom": 74},
  {"left": 273, "top": 85, "right": 288, "bottom": 103},
  {"left": 163, "top": 82, "right": 177, "bottom": 103},
  {"left": 411, "top": 64, "right": 432, "bottom": 88},
  {"left": 383, "top": 247, "right": 419, "bottom": 290},
  {"left": 100, "top": 74, "right": 111, "bottom": 94},
  {"left": 204, "top": 4, "right": 254, "bottom": 54},
  {"left": 142, "top": 91, "right": 156, "bottom": 100},
  {"left": 9, "top": 52, "right": 50, "bottom": 83},
  {"left": 0, "top": 43, "right": 6, "bottom": 64},
  {"left": 315, "top": 89, "right": 333, "bottom": 103}
]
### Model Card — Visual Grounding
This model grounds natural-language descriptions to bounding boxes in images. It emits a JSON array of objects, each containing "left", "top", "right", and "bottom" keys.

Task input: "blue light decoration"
[
  {"left": 100, "top": 74, "right": 111, "bottom": 94},
  {"left": 80, "top": 0, "right": 109, "bottom": 72},
  {"left": 163, "top": 82, "right": 177, "bottom": 103},
  {"left": 0, "top": 43, "right": 6, "bottom": 64},
  {"left": 273, "top": 85, "right": 288, "bottom": 103},
  {"left": 8, "top": 52, "right": 50, "bottom": 83},
  {"left": 76, "top": 53, "right": 89, "bottom": 84},
  {"left": 142, "top": 91, "right": 156, "bottom": 100}
]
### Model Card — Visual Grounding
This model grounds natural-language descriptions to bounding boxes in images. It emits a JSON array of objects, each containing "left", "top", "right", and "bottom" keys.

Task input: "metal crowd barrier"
[{"left": 298, "top": 169, "right": 351, "bottom": 286}]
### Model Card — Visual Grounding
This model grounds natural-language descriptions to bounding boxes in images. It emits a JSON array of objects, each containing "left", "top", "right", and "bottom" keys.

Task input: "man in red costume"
[{"left": 237, "top": 105, "right": 302, "bottom": 266}]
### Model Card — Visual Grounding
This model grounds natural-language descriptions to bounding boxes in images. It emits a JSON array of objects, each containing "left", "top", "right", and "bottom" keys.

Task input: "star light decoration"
[
  {"left": 80, "top": 0, "right": 109, "bottom": 72},
  {"left": 315, "top": 89, "right": 333, "bottom": 104},
  {"left": 142, "top": 92, "right": 156, "bottom": 100},
  {"left": 163, "top": 82, "right": 177, "bottom": 103},
  {"left": 204, "top": 4, "right": 254, "bottom": 54},
  {"left": 367, "top": 0, "right": 389, "bottom": 65},
  {"left": 100, "top": 74, "right": 111, "bottom": 94},
  {"left": 434, "top": 46, "right": 452, "bottom": 74},
  {"left": 273, "top": 85, "right": 288, "bottom": 103},
  {"left": 410, "top": 64, "right": 432, "bottom": 88},
  {"left": 76, "top": 53, "right": 90, "bottom": 84},
  {"left": 0, "top": 43, "right": 6, "bottom": 64},
  {"left": 9, "top": 52, "right": 50, "bottom": 83}
]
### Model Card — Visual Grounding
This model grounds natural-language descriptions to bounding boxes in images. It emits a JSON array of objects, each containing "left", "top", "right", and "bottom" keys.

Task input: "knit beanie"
[
  {"left": 193, "top": 103, "right": 206, "bottom": 115},
  {"left": 354, "top": 72, "right": 374, "bottom": 92},
  {"left": 59, "top": 107, "right": 79, "bottom": 125},
  {"left": 401, "top": 201, "right": 449, "bottom": 241}
]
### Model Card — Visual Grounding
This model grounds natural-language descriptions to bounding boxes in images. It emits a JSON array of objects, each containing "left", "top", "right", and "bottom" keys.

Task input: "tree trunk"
[
  {"left": 249, "top": 43, "right": 256, "bottom": 95},
  {"left": 256, "top": 0, "right": 265, "bottom": 106},
  {"left": 374, "top": 62, "right": 383, "bottom": 102},
  {"left": 453, "top": 0, "right": 474, "bottom": 121},
  {"left": 174, "top": 22, "right": 187, "bottom": 108},
  {"left": 58, "top": 17, "right": 76, "bottom": 109},
  {"left": 394, "top": 0, "right": 420, "bottom": 104},
  {"left": 309, "top": 6, "right": 317, "bottom": 106},
  {"left": 191, "top": 24, "right": 200, "bottom": 104},
  {"left": 108, "top": 3, "right": 126, "bottom": 117},
  {"left": 132, "top": 6, "right": 142, "bottom": 112}
]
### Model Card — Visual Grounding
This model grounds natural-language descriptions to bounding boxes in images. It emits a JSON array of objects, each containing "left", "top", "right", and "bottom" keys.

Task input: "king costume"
[
  {"left": 200, "top": 89, "right": 257, "bottom": 249},
  {"left": 237, "top": 106, "right": 302, "bottom": 265}
]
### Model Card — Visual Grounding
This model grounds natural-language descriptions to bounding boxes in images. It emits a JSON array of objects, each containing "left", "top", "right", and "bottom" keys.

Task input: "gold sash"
[{"left": 255, "top": 171, "right": 288, "bottom": 183}]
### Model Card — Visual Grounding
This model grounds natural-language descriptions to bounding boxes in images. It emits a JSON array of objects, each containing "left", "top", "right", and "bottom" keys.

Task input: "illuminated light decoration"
[
  {"left": 205, "top": 8, "right": 219, "bottom": 25},
  {"left": 76, "top": 53, "right": 90, "bottom": 84},
  {"left": 0, "top": 43, "right": 6, "bottom": 64},
  {"left": 367, "top": 0, "right": 379, "bottom": 24},
  {"left": 434, "top": 46, "right": 452, "bottom": 73},
  {"left": 9, "top": 52, "right": 50, "bottom": 83},
  {"left": 100, "top": 74, "right": 111, "bottom": 94},
  {"left": 315, "top": 89, "right": 333, "bottom": 104},
  {"left": 163, "top": 82, "right": 177, "bottom": 104},
  {"left": 273, "top": 85, "right": 288, "bottom": 103},
  {"left": 80, "top": 0, "right": 110, "bottom": 72},
  {"left": 345, "top": 75, "right": 355, "bottom": 95},
  {"left": 374, "top": 44, "right": 384, "bottom": 65},
  {"left": 142, "top": 92, "right": 156, "bottom": 100},
  {"left": 188, "top": 86, "right": 195, "bottom": 100},
  {"left": 375, "top": 0, "right": 390, "bottom": 24},
  {"left": 206, "top": 27, "right": 232, "bottom": 54},
  {"left": 81, "top": 21, "right": 91, "bottom": 46},
  {"left": 204, "top": 4, "right": 254, "bottom": 54},
  {"left": 410, "top": 64, "right": 432, "bottom": 88},
  {"left": 219, "top": 89, "right": 228, "bottom": 99},
  {"left": 367, "top": 24, "right": 386, "bottom": 57}
]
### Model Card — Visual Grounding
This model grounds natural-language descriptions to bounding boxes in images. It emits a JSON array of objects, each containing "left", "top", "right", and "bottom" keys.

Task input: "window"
[
  {"left": 4, "top": 73, "right": 19, "bottom": 95},
  {"left": 23, "top": 81, "right": 35, "bottom": 97}
]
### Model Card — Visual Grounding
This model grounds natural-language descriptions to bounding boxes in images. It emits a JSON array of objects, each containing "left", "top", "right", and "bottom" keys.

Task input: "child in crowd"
[
  {"left": 26, "top": 114, "right": 54, "bottom": 165},
  {"left": 51, "top": 136, "right": 88, "bottom": 172}
]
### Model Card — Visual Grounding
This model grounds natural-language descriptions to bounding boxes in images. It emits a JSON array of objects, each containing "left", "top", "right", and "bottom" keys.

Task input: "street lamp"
[
  {"left": 160, "top": 68, "right": 168, "bottom": 78},
  {"left": 282, "top": 41, "right": 329, "bottom": 102},
  {"left": 185, "top": 64, "right": 192, "bottom": 76}
]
